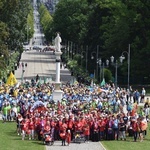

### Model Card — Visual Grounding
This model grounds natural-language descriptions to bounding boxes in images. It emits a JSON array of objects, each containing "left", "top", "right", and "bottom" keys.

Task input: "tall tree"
[
  {"left": 0, "top": 0, "right": 31, "bottom": 51},
  {"left": 39, "top": 4, "right": 53, "bottom": 42},
  {"left": 48, "top": 0, "right": 150, "bottom": 84},
  {"left": 51, "top": 0, "right": 89, "bottom": 44},
  {"left": 99, "top": 0, "right": 150, "bottom": 80}
]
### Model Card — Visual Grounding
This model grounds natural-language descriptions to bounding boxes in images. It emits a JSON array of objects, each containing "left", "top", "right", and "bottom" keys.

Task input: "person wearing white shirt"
[
  {"left": 141, "top": 88, "right": 146, "bottom": 103},
  {"left": 144, "top": 104, "right": 150, "bottom": 121},
  {"left": 11, "top": 103, "right": 18, "bottom": 121}
]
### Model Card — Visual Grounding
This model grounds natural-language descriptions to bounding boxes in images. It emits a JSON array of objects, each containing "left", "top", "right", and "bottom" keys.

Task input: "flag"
[
  {"left": 90, "top": 79, "right": 94, "bottom": 87},
  {"left": 100, "top": 78, "right": 105, "bottom": 87},
  {"left": 38, "top": 77, "right": 42, "bottom": 86},
  {"left": 44, "top": 77, "right": 47, "bottom": 84},
  {"left": 73, "top": 80, "right": 78, "bottom": 85},
  {"left": 6, "top": 72, "right": 17, "bottom": 86}
]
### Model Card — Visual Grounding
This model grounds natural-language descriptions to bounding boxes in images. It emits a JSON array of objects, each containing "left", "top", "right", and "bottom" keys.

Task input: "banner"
[
  {"left": 100, "top": 78, "right": 105, "bottom": 87},
  {"left": 6, "top": 72, "right": 18, "bottom": 86}
]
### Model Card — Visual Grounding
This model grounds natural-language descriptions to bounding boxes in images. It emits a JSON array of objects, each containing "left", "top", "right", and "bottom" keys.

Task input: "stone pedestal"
[
  {"left": 53, "top": 89, "right": 63, "bottom": 102},
  {"left": 52, "top": 51, "right": 63, "bottom": 102},
  {"left": 55, "top": 51, "right": 62, "bottom": 83}
]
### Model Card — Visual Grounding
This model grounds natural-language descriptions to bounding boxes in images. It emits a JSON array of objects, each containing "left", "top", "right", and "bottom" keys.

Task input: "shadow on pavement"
[
  {"left": 23, "top": 59, "right": 55, "bottom": 63},
  {"left": 26, "top": 51, "right": 54, "bottom": 56}
]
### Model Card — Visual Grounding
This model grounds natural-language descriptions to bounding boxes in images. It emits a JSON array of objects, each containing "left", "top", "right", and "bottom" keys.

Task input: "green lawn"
[
  {"left": 101, "top": 126, "right": 150, "bottom": 150},
  {"left": 0, "top": 121, "right": 45, "bottom": 150}
]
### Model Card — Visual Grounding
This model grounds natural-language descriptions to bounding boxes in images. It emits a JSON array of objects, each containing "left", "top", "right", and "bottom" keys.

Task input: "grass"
[
  {"left": 101, "top": 125, "right": 150, "bottom": 150},
  {"left": 0, "top": 121, "right": 45, "bottom": 150}
]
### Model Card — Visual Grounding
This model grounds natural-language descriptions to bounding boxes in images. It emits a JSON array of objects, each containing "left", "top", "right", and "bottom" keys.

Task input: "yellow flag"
[
  {"left": 6, "top": 72, "right": 18, "bottom": 86},
  {"left": 74, "top": 80, "right": 78, "bottom": 85},
  {"left": 13, "top": 89, "right": 18, "bottom": 97}
]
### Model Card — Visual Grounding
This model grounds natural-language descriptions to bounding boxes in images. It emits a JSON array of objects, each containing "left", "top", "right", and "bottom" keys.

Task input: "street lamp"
[
  {"left": 70, "top": 41, "right": 73, "bottom": 59},
  {"left": 97, "top": 58, "right": 109, "bottom": 83},
  {"left": 96, "top": 45, "right": 99, "bottom": 79},
  {"left": 91, "top": 51, "right": 97, "bottom": 60},
  {"left": 81, "top": 46, "right": 88, "bottom": 71},
  {"left": 86, "top": 45, "right": 88, "bottom": 72},
  {"left": 81, "top": 51, "right": 86, "bottom": 68},
  {"left": 110, "top": 56, "right": 124, "bottom": 88},
  {"left": 67, "top": 41, "right": 70, "bottom": 59},
  {"left": 120, "top": 44, "right": 130, "bottom": 89},
  {"left": 70, "top": 42, "right": 75, "bottom": 60},
  {"left": 21, "top": 62, "right": 25, "bottom": 83},
  {"left": 0, "top": 55, "right": 4, "bottom": 81},
  {"left": 91, "top": 51, "right": 97, "bottom": 79}
]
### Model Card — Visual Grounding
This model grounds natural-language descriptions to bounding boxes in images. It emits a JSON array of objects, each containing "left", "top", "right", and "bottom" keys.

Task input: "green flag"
[
  {"left": 38, "top": 77, "right": 42, "bottom": 85},
  {"left": 100, "top": 78, "right": 106, "bottom": 86},
  {"left": 44, "top": 77, "right": 47, "bottom": 84}
]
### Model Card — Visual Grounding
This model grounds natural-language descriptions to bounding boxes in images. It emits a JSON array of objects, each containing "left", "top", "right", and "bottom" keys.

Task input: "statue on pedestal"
[
  {"left": 55, "top": 32, "right": 62, "bottom": 52},
  {"left": 53, "top": 32, "right": 63, "bottom": 102}
]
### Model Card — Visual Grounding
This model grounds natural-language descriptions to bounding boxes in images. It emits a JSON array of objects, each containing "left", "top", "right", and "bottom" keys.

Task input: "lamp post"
[
  {"left": 96, "top": 45, "right": 99, "bottom": 78},
  {"left": 86, "top": 45, "right": 88, "bottom": 72},
  {"left": 0, "top": 54, "right": 4, "bottom": 81},
  {"left": 97, "top": 58, "right": 109, "bottom": 83},
  {"left": 81, "top": 46, "right": 88, "bottom": 72},
  {"left": 70, "top": 42, "right": 75, "bottom": 60},
  {"left": 70, "top": 41, "right": 73, "bottom": 59},
  {"left": 91, "top": 51, "right": 97, "bottom": 80},
  {"left": 67, "top": 41, "right": 70, "bottom": 59},
  {"left": 21, "top": 62, "right": 25, "bottom": 83},
  {"left": 81, "top": 51, "right": 86, "bottom": 68},
  {"left": 120, "top": 44, "right": 130, "bottom": 90},
  {"left": 110, "top": 56, "right": 124, "bottom": 88},
  {"left": 91, "top": 46, "right": 99, "bottom": 80}
]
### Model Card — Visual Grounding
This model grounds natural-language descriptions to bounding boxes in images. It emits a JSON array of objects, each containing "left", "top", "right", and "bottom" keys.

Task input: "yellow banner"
[{"left": 6, "top": 72, "right": 18, "bottom": 86}]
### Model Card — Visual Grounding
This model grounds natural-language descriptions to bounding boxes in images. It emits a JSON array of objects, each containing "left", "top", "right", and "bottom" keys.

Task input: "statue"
[{"left": 55, "top": 32, "right": 62, "bottom": 52}]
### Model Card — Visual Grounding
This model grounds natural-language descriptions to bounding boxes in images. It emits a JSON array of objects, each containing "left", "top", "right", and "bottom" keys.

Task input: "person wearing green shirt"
[
  {"left": 2, "top": 103, "right": 8, "bottom": 123},
  {"left": 17, "top": 105, "right": 20, "bottom": 113},
  {"left": 139, "top": 107, "right": 145, "bottom": 117},
  {"left": 6, "top": 103, "right": 11, "bottom": 121},
  {"left": 91, "top": 99, "right": 97, "bottom": 109}
]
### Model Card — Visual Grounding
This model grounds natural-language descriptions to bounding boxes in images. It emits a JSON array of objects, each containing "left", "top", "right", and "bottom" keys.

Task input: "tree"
[
  {"left": 0, "top": 0, "right": 32, "bottom": 78},
  {"left": 39, "top": 4, "right": 53, "bottom": 42},
  {"left": 51, "top": 0, "right": 89, "bottom": 44},
  {"left": 99, "top": 0, "right": 150, "bottom": 82},
  {"left": 0, "top": 21, "right": 9, "bottom": 69},
  {"left": 46, "top": 0, "right": 150, "bottom": 84},
  {"left": 0, "top": 0, "right": 31, "bottom": 51}
]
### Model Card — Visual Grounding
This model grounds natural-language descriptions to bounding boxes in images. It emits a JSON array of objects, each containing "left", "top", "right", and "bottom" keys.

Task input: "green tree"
[
  {"left": 103, "top": 68, "right": 112, "bottom": 83},
  {"left": 26, "top": 8, "right": 34, "bottom": 43},
  {"left": 0, "top": 0, "right": 32, "bottom": 78},
  {"left": 51, "top": 0, "right": 89, "bottom": 44},
  {"left": 0, "top": 0, "right": 31, "bottom": 51},
  {"left": 99, "top": 0, "right": 150, "bottom": 82},
  {"left": 46, "top": 0, "right": 150, "bottom": 84},
  {"left": 0, "top": 21, "right": 9, "bottom": 69},
  {"left": 39, "top": 4, "right": 53, "bottom": 42}
]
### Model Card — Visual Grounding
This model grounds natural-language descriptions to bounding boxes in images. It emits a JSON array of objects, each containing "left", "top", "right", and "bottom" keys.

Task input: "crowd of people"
[{"left": 0, "top": 81, "right": 149, "bottom": 145}]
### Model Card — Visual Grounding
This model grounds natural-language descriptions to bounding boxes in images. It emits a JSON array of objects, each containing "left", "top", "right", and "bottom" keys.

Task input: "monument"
[{"left": 52, "top": 33, "right": 63, "bottom": 102}]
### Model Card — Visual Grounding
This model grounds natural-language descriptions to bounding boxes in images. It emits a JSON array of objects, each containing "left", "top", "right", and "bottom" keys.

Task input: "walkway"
[
  {"left": 45, "top": 141, "right": 105, "bottom": 150},
  {"left": 14, "top": 50, "right": 72, "bottom": 83}
]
